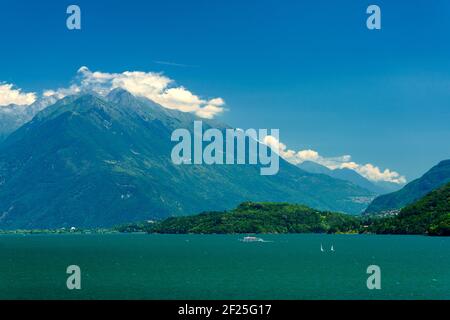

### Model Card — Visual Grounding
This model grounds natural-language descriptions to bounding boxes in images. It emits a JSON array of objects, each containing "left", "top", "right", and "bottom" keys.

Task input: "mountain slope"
[
  {"left": 0, "top": 91, "right": 374, "bottom": 229},
  {"left": 369, "top": 182, "right": 450, "bottom": 236},
  {"left": 365, "top": 160, "right": 450, "bottom": 214},
  {"left": 298, "top": 161, "right": 397, "bottom": 194},
  {"left": 297, "top": 161, "right": 331, "bottom": 175}
]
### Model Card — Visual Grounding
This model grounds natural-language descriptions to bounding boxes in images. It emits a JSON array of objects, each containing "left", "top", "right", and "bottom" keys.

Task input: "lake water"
[{"left": 0, "top": 234, "right": 449, "bottom": 300}]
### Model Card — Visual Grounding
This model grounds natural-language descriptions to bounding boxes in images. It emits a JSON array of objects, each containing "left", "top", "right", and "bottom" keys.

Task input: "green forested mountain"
[
  {"left": 119, "top": 195, "right": 450, "bottom": 236},
  {"left": 365, "top": 160, "right": 450, "bottom": 214},
  {"left": 0, "top": 90, "right": 373, "bottom": 229},
  {"left": 368, "top": 182, "right": 450, "bottom": 236},
  {"left": 130, "top": 202, "right": 360, "bottom": 234}
]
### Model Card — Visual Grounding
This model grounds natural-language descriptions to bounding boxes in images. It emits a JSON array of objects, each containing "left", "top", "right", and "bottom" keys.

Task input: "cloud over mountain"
[
  {"left": 43, "top": 67, "right": 225, "bottom": 119},
  {"left": 1, "top": 68, "right": 405, "bottom": 185},
  {"left": 0, "top": 83, "right": 36, "bottom": 107},
  {"left": 264, "top": 136, "right": 406, "bottom": 184}
]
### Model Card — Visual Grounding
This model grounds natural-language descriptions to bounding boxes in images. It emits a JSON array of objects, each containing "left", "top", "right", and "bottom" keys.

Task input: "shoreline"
[{"left": 0, "top": 230, "right": 444, "bottom": 237}]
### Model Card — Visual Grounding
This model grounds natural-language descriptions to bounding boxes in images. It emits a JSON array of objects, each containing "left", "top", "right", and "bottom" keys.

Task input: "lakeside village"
[
  {"left": 0, "top": 220, "right": 159, "bottom": 235},
  {"left": 0, "top": 226, "right": 117, "bottom": 235}
]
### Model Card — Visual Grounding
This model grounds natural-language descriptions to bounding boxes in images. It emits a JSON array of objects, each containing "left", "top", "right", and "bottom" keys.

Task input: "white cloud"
[
  {"left": 0, "top": 83, "right": 36, "bottom": 106},
  {"left": 263, "top": 135, "right": 406, "bottom": 184},
  {"left": 352, "top": 163, "right": 406, "bottom": 184},
  {"left": 195, "top": 103, "right": 224, "bottom": 119},
  {"left": 297, "top": 149, "right": 320, "bottom": 162},
  {"left": 43, "top": 67, "right": 225, "bottom": 118},
  {"left": 43, "top": 84, "right": 81, "bottom": 100}
]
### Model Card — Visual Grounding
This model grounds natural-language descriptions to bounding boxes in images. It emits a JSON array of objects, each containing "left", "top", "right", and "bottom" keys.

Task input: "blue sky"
[{"left": 0, "top": 0, "right": 449, "bottom": 181}]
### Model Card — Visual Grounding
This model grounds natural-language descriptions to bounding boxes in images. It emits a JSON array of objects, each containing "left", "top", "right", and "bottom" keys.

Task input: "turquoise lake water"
[{"left": 0, "top": 233, "right": 449, "bottom": 300}]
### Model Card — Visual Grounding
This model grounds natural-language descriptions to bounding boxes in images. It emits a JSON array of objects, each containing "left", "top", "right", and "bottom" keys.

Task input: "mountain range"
[
  {"left": 0, "top": 89, "right": 375, "bottom": 229},
  {"left": 365, "top": 159, "right": 450, "bottom": 214}
]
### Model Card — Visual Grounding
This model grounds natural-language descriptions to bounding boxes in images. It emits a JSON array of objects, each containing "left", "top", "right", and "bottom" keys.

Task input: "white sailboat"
[
  {"left": 331, "top": 245, "right": 335, "bottom": 252},
  {"left": 320, "top": 244, "right": 324, "bottom": 252}
]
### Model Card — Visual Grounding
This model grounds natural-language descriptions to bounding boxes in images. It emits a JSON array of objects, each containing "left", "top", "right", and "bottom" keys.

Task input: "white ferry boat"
[{"left": 240, "top": 236, "right": 264, "bottom": 242}]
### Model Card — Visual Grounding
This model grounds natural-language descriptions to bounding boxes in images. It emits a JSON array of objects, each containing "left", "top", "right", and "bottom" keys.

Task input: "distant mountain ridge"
[
  {"left": 0, "top": 98, "right": 55, "bottom": 141},
  {"left": 0, "top": 90, "right": 374, "bottom": 229},
  {"left": 297, "top": 161, "right": 401, "bottom": 194},
  {"left": 365, "top": 160, "right": 450, "bottom": 214},
  {"left": 0, "top": 104, "right": 30, "bottom": 141},
  {"left": 368, "top": 182, "right": 450, "bottom": 236}
]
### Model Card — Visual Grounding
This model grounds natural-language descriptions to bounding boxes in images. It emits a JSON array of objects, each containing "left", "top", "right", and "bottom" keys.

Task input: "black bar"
[{"left": 0, "top": 300, "right": 448, "bottom": 319}]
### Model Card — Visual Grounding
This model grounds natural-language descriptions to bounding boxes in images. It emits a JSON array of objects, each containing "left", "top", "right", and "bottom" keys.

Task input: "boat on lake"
[{"left": 240, "top": 236, "right": 265, "bottom": 242}]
